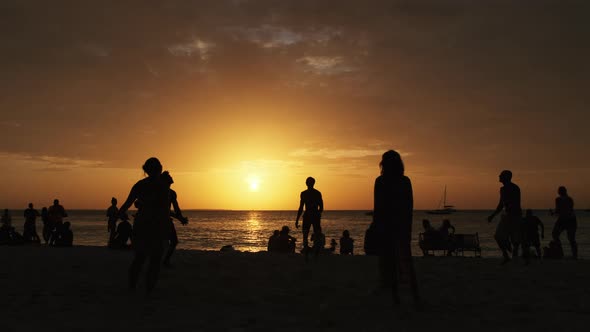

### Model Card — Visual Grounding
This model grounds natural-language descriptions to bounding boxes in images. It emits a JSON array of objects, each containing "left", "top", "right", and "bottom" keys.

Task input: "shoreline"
[{"left": 3, "top": 245, "right": 590, "bottom": 331}]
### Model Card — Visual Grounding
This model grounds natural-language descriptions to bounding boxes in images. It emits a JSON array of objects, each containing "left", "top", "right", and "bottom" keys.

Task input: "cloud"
[
  {"left": 0, "top": 121, "right": 22, "bottom": 128},
  {"left": 296, "top": 56, "right": 356, "bottom": 75},
  {"left": 0, "top": 152, "right": 105, "bottom": 171},
  {"left": 289, "top": 147, "right": 411, "bottom": 159},
  {"left": 168, "top": 38, "right": 215, "bottom": 60}
]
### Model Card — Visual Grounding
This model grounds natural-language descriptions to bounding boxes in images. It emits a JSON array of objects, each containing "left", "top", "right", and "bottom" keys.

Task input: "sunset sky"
[{"left": 1, "top": 0, "right": 589, "bottom": 210}]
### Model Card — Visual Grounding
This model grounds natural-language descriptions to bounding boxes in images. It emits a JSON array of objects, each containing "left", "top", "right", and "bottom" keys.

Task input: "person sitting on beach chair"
[{"left": 439, "top": 219, "right": 456, "bottom": 256}]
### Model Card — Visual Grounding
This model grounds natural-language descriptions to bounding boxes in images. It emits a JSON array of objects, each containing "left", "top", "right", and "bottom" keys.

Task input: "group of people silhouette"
[
  {"left": 487, "top": 170, "right": 578, "bottom": 265},
  {"left": 0, "top": 200, "right": 72, "bottom": 247}
]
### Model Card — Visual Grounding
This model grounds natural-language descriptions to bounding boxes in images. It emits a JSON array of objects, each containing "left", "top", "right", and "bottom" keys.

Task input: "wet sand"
[{"left": 2, "top": 245, "right": 589, "bottom": 331}]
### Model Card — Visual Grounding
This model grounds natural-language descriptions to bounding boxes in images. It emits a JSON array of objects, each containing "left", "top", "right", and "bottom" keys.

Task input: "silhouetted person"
[
  {"left": 340, "top": 230, "right": 354, "bottom": 255},
  {"left": 310, "top": 231, "right": 326, "bottom": 259},
  {"left": 329, "top": 239, "right": 337, "bottom": 252},
  {"left": 439, "top": 219, "right": 456, "bottom": 256},
  {"left": 161, "top": 171, "right": 189, "bottom": 267},
  {"left": 0, "top": 209, "right": 24, "bottom": 245},
  {"left": 118, "top": 157, "right": 170, "bottom": 293},
  {"left": 48, "top": 199, "right": 68, "bottom": 245},
  {"left": 488, "top": 170, "right": 523, "bottom": 264},
  {"left": 295, "top": 177, "right": 323, "bottom": 249},
  {"left": 53, "top": 221, "right": 73, "bottom": 247},
  {"left": 422, "top": 219, "right": 436, "bottom": 234},
  {"left": 23, "top": 203, "right": 41, "bottom": 243},
  {"left": 107, "top": 197, "right": 119, "bottom": 245},
  {"left": 41, "top": 207, "right": 52, "bottom": 244},
  {"left": 112, "top": 217, "right": 133, "bottom": 249},
  {"left": 277, "top": 226, "right": 296, "bottom": 253},
  {"left": 373, "top": 150, "right": 419, "bottom": 306},
  {"left": 267, "top": 230, "right": 280, "bottom": 252},
  {"left": 523, "top": 209, "right": 544, "bottom": 258},
  {"left": 551, "top": 186, "right": 577, "bottom": 259}
]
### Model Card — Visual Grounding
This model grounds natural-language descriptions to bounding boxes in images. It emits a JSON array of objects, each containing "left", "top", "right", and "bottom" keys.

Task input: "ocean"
[{"left": 7, "top": 210, "right": 589, "bottom": 258}]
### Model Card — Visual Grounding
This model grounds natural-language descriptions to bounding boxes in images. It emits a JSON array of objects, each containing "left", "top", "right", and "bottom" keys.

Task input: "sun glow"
[{"left": 246, "top": 175, "right": 261, "bottom": 192}]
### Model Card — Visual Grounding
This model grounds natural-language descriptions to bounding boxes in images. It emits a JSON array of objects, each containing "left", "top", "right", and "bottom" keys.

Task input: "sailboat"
[{"left": 426, "top": 186, "right": 457, "bottom": 215}]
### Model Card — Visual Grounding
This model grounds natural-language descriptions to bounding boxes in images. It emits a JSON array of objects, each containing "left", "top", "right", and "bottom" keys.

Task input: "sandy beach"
[{"left": 2, "top": 245, "right": 590, "bottom": 331}]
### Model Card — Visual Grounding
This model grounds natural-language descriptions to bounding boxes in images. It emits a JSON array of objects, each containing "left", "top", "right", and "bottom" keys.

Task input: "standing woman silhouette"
[
  {"left": 373, "top": 150, "right": 420, "bottom": 305},
  {"left": 118, "top": 157, "right": 171, "bottom": 293}
]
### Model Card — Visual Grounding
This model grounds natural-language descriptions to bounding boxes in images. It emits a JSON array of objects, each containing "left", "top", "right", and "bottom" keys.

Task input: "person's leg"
[
  {"left": 494, "top": 218, "right": 511, "bottom": 263},
  {"left": 566, "top": 220, "right": 578, "bottom": 259},
  {"left": 552, "top": 220, "right": 564, "bottom": 242},
  {"left": 163, "top": 224, "right": 178, "bottom": 266},
  {"left": 128, "top": 251, "right": 146, "bottom": 290},
  {"left": 146, "top": 243, "right": 163, "bottom": 293}
]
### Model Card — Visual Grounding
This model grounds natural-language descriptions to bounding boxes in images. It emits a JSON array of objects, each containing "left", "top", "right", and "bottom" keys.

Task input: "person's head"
[
  {"left": 330, "top": 239, "right": 337, "bottom": 245},
  {"left": 442, "top": 219, "right": 451, "bottom": 228},
  {"left": 272, "top": 230, "right": 280, "bottom": 237},
  {"left": 499, "top": 170, "right": 512, "bottom": 184},
  {"left": 161, "top": 171, "right": 174, "bottom": 185},
  {"left": 280, "top": 225, "right": 290, "bottom": 235},
  {"left": 111, "top": 197, "right": 117, "bottom": 205},
  {"left": 63, "top": 221, "right": 71, "bottom": 230},
  {"left": 42, "top": 207, "right": 47, "bottom": 212},
  {"left": 558, "top": 186, "right": 567, "bottom": 196},
  {"left": 142, "top": 157, "right": 162, "bottom": 177},
  {"left": 526, "top": 209, "right": 533, "bottom": 217},
  {"left": 422, "top": 219, "right": 431, "bottom": 229},
  {"left": 342, "top": 230, "right": 350, "bottom": 238},
  {"left": 305, "top": 177, "right": 315, "bottom": 188},
  {"left": 28, "top": 203, "right": 33, "bottom": 208},
  {"left": 380, "top": 150, "right": 404, "bottom": 176},
  {"left": 133, "top": 199, "right": 142, "bottom": 209},
  {"left": 53, "top": 199, "right": 59, "bottom": 205}
]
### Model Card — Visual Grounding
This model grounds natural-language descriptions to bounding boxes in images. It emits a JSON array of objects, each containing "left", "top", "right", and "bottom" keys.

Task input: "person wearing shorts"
[{"left": 295, "top": 177, "right": 323, "bottom": 248}]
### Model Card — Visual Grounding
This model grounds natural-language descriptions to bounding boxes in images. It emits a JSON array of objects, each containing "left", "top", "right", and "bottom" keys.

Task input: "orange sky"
[{"left": 1, "top": 1, "right": 589, "bottom": 210}]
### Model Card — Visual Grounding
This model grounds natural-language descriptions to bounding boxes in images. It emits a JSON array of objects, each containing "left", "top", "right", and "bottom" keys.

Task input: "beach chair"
[
  {"left": 418, "top": 232, "right": 451, "bottom": 256},
  {"left": 452, "top": 233, "right": 481, "bottom": 257}
]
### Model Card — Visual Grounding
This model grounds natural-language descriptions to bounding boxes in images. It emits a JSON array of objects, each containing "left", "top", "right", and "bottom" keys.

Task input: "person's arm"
[
  {"left": 318, "top": 193, "right": 324, "bottom": 215},
  {"left": 118, "top": 184, "right": 139, "bottom": 220},
  {"left": 295, "top": 193, "right": 303, "bottom": 229},
  {"left": 170, "top": 191, "right": 188, "bottom": 225},
  {"left": 488, "top": 192, "right": 503, "bottom": 222}
]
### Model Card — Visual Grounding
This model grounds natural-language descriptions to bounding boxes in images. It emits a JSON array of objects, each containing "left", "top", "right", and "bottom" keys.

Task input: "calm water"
[{"left": 8, "top": 210, "right": 589, "bottom": 258}]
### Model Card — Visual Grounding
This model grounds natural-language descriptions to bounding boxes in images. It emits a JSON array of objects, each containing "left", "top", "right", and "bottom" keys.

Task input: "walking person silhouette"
[
  {"left": 551, "top": 186, "right": 578, "bottom": 259},
  {"left": 488, "top": 170, "right": 524, "bottom": 264},
  {"left": 117, "top": 157, "right": 171, "bottom": 293}
]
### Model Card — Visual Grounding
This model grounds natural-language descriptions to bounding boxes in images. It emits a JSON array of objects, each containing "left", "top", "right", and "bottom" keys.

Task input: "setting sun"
[{"left": 246, "top": 175, "right": 261, "bottom": 192}]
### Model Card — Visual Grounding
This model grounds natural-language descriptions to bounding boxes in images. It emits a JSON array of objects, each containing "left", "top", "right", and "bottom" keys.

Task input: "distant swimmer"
[
  {"left": 488, "top": 170, "right": 523, "bottom": 264},
  {"left": 295, "top": 177, "right": 323, "bottom": 249},
  {"left": 551, "top": 186, "right": 577, "bottom": 259}
]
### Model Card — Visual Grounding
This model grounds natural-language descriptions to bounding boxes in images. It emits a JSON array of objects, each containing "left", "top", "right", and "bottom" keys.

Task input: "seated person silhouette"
[
  {"left": 329, "top": 239, "right": 337, "bottom": 252},
  {"left": 0, "top": 210, "right": 24, "bottom": 245},
  {"left": 267, "top": 230, "right": 280, "bottom": 252},
  {"left": 422, "top": 219, "right": 436, "bottom": 234},
  {"left": 340, "top": 230, "right": 354, "bottom": 255},
  {"left": 111, "top": 216, "right": 133, "bottom": 249},
  {"left": 277, "top": 226, "right": 296, "bottom": 253},
  {"left": 439, "top": 219, "right": 456, "bottom": 256},
  {"left": 310, "top": 231, "right": 326, "bottom": 259},
  {"left": 53, "top": 221, "right": 73, "bottom": 247}
]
